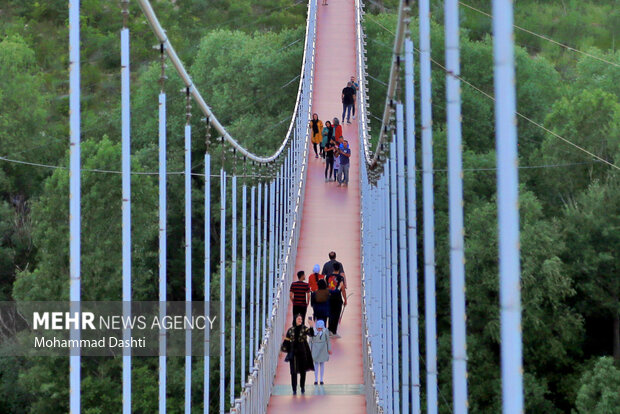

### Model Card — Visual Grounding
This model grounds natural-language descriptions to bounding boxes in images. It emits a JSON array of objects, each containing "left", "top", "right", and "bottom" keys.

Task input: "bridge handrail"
[
  {"left": 136, "top": 0, "right": 314, "bottom": 164},
  {"left": 230, "top": 1, "right": 317, "bottom": 412},
  {"left": 355, "top": 2, "right": 386, "bottom": 412},
  {"left": 356, "top": 0, "right": 410, "bottom": 176}
]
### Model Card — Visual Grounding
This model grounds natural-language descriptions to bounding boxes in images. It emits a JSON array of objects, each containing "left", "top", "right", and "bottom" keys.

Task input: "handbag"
[{"left": 280, "top": 338, "right": 290, "bottom": 354}]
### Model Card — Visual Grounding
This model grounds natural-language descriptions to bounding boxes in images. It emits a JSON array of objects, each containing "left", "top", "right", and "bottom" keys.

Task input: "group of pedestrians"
[
  {"left": 309, "top": 78, "right": 357, "bottom": 187},
  {"left": 283, "top": 252, "right": 349, "bottom": 394}
]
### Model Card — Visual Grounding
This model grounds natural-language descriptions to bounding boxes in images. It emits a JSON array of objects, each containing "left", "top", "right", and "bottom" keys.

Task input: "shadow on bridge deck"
[{"left": 267, "top": 0, "right": 366, "bottom": 413}]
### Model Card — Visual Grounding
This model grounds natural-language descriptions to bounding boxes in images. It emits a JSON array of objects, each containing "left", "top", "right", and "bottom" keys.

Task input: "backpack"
[{"left": 327, "top": 274, "right": 342, "bottom": 292}]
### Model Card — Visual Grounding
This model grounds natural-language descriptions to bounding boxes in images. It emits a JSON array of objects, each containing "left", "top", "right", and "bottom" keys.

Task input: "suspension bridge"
[{"left": 64, "top": 0, "right": 528, "bottom": 412}]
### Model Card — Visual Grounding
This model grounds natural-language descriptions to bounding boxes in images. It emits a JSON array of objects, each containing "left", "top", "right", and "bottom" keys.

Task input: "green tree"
[
  {"left": 0, "top": 35, "right": 60, "bottom": 196},
  {"left": 574, "top": 357, "right": 620, "bottom": 414},
  {"left": 536, "top": 89, "right": 620, "bottom": 206},
  {"left": 563, "top": 177, "right": 620, "bottom": 362},
  {"left": 461, "top": 190, "right": 583, "bottom": 412},
  {"left": 191, "top": 28, "right": 303, "bottom": 156},
  {"left": 10, "top": 138, "right": 159, "bottom": 412}
]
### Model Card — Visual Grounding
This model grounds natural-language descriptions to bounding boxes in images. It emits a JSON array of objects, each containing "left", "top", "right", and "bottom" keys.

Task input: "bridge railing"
[
  {"left": 354, "top": 1, "right": 385, "bottom": 413},
  {"left": 231, "top": 1, "right": 317, "bottom": 412}
]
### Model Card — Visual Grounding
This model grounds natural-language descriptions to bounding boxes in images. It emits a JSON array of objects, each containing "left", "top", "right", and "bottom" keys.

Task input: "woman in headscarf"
[
  {"left": 332, "top": 117, "right": 343, "bottom": 140},
  {"left": 321, "top": 120, "right": 334, "bottom": 159},
  {"left": 282, "top": 314, "right": 315, "bottom": 395},
  {"left": 309, "top": 319, "right": 332, "bottom": 385},
  {"left": 310, "top": 113, "right": 323, "bottom": 159}
]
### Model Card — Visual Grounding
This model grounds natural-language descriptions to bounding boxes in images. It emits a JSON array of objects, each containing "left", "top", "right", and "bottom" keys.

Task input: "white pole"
[
  {"left": 256, "top": 185, "right": 262, "bottom": 355},
  {"left": 268, "top": 180, "right": 275, "bottom": 326},
  {"left": 69, "top": 0, "right": 81, "bottom": 411},
  {"left": 383, "top": 172, "right": 391, "bottom": 410},
  {"left": 404, "top": 38, "right": 422, "bottom": 414},
  {"left": 121, "top": 20, "right": 132, "bottom": 414},
  {"left": 445, "top": 0, "right": 469, "bottom": 412},
  {"left": 492, "top": 0, "right": 523, "bottom": 412},
  {"left": 390, "top": 138, "right": 400, "bottom": 414},
  {"left": 185, "top": 122, "right": 192, "bottom": 414},
  {"left": 158, "top": 91, "right": 167, "bottom": 414},
  {"left": 230, "top": 175, "right": 237, "bottom": 405},
  {"left": 261, "top": 183, "right": 268, "bottom": 331},
  {"left": 395, "top": 101, "right": 417, "bottom": 413},
  {"left": 204, "top": 153, "right": 211, "bottom": 414},
  {"left": 419, "top": 0, "right": 438, "bottom": 411},
  {"left": 241, "top": 184, "right": 247, "bottom": 387},
  {"left": 249, "top": 186, "right": 256, "bottom": 367},
  {"left": 219, "top": 169, "right": 226, "bottom": 414}
]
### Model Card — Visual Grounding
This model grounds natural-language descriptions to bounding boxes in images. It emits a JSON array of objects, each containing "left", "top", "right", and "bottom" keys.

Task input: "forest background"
[{"left": 0, "top": 0, "right": 618, "bottom": 412}]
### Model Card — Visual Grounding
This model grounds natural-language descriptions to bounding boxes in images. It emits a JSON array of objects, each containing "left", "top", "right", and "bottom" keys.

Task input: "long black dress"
[{"left": 284, "top": 323, "right": 315, "bottom": 393}]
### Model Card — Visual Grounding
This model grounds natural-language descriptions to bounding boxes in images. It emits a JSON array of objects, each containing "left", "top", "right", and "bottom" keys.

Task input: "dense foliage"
[
  {"left": 0, "top": 0, "right": 618, "bottom": 412},
  {"left": 0, "top": 0, "right": 305, "bottom": 412},
  {"left": 362, "top": 2, "right": 619, "bottom": 413}
]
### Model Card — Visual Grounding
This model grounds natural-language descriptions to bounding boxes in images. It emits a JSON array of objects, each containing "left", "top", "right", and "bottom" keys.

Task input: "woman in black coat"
[{"left": 281, "top": 314, "right": 315, "bottom": 394}]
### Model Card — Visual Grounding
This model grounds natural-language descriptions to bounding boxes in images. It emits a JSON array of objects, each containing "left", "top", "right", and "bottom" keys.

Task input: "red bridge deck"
[{"left": 267, "top": 0, "right": 366, "bottom": 412}]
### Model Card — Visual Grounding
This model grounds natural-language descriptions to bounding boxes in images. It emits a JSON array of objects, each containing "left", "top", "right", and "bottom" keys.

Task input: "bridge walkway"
[{"left": 267, "top": 0, "right": 366, "bottom": 412}]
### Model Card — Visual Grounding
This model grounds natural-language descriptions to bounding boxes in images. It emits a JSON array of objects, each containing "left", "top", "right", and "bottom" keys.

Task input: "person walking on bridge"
[
  {"left": 333, "top": 117, "right": 343, "bottom": 140},
  {"left": 341, "top": 81, "right": 356, "bottom": 124},
  {"left": 324, "top": 136, "right": 336, "bottom": 182},
  {"left": 308, "top": 264, "right": 326, "bottom": 292},
  {"left": 321, "top": 120, "right": 334, "bottom": 160},
  {"left": 290, "top": 270, "right": 310, "bottom": 321},
  {"left": 327, "top": 263, "right": 347, "bottom": 338},
  {"left": 322, "top": 251, "right": 346, "bottom": 289},
  {"left": 350, "top": 76, "right": 359, "bottom": 119},
  {"left": 282, "top": 314, "right": 315, "bottom": 395},
  {"left": 337, "top": 140, "right": 352, "bottom": 187},
  {"left": 310, "top": 113, "right": 323, "bottom": 159},
  {"left": 311, "top": 278, "right": 331, "bottom": 325},
  {"left": 310, "top": 319, "right": 332, "bottom": 385}
]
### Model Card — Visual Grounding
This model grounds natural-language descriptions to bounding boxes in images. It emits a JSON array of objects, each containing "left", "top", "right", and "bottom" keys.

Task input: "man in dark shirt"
[
  {"left": 350, "top": 76, "right": 359, "bottom": 119},
  {"left": 341, "top": 81, "right": 356, "bottom": 124},
  {"left": 289, "top": 270, "right": 310, "bottom": 321},
  {"left": 321, "top": 251, "right": 346, "bottom": 288},
  {"left": 326, "top": 263, "right": 347, "bottom": 337}
]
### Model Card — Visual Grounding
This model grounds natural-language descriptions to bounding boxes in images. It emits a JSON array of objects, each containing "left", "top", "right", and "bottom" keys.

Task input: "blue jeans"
[
  {"left": 338, "top": 163, "right": 350, "bottom": 184},
  {"left": 342, "top": 103, "right": 354, "bottom": 122}
]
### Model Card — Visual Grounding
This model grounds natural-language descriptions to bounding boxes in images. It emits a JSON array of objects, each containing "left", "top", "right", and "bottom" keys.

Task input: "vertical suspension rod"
[
  {"left": 261, "top": 183, "right": 268, "bottom": 331},
  {"left": 120, "top": 2, "right": 132, "bottom": 412},
  {"left": 493, "top": 0, "right": 523, "bottom": 412},
  {"left": 249, "top": 186, "right": 256, "bottom": 368},
  {"left": 256, "top": 183, "right": 262, "bottom": 355},
  {"left": 184, "top": 103, "right": 193, "bottom": 414},
  {"left": 241, "top": 183, "right": 247, "bottom": 388},
  {"left": 204, "top": 152, "right": 211, "bottom": 414},
  {"left": 268, "top": 179, "right": 275, "bottom": 326},
  {"left": 419, "top": 0, "right": 438, "bottom": 410},
  {"left": 445, "top": 0, "right": 468, "bottom": 411},
  {"left": 396, "top": 102, "right": 411, "bottom": 414},
  {"left": 390, "top": 139, "right": 400, "bottom": 414},
  {"left": 69, "top": 0, "right": 81, "bottom": 411},
  {"left": 158, "top": 70, "right": 167, "bottom": 414},
  {"left": 230, "top": 175, "right": 237, "bottom": 405},
  {"left": 219, "top": 169, "right": 226, "bottom": 414},
  {"left": 404, "top": 38, "right": 422, "bottom": 414}
]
